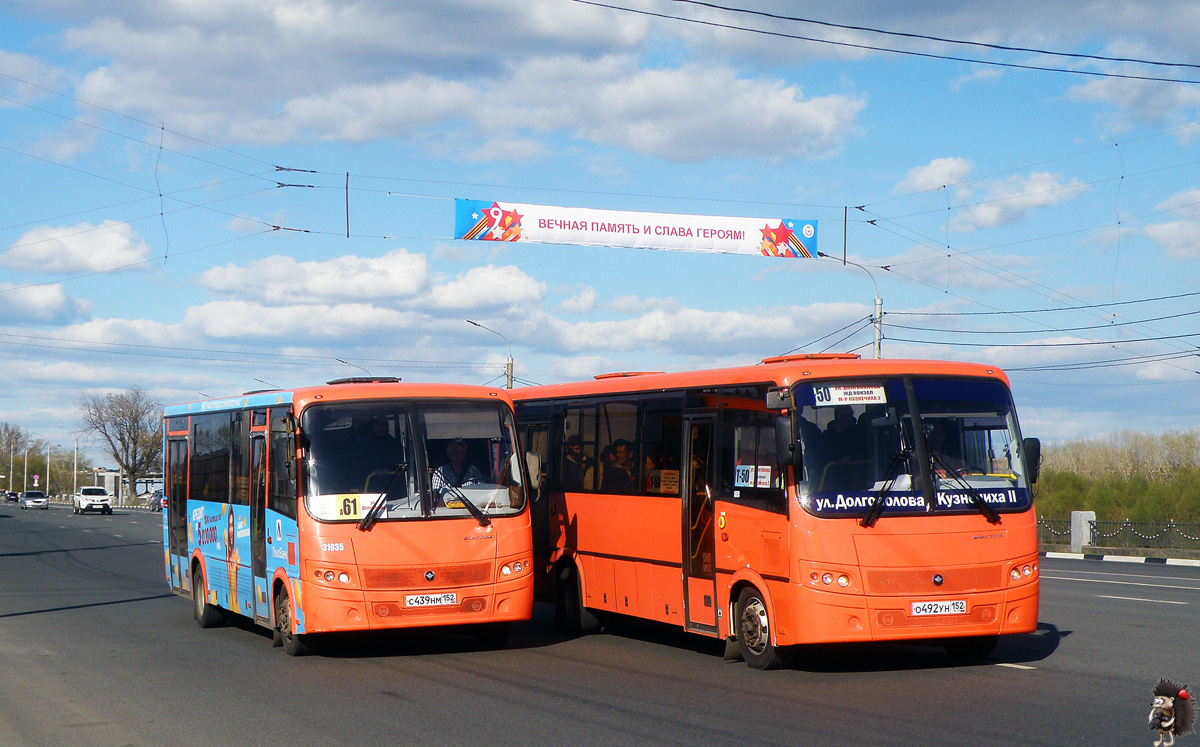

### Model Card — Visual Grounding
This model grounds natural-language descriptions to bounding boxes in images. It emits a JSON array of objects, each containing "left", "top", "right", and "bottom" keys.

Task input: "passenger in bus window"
[
  {"left": 561, "top": 435, "right": 593, "bottom": 491},
  {"left": 583, "top": 444, "right": 611, "bottom": 492},
  {"left": 601, "top": 439, "right": 638, "bottom": 494},
  {"left": 431, "top": 438, "right": 484, "bottom": 504},
  {"left": 823, "top": 405, "right": 864, "bottom": 460},
  {"left": 927, "top": 420, "right": 967, "bottom": 474}
]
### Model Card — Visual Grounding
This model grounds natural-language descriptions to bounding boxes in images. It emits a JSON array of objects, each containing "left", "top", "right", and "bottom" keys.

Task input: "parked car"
[
  {"left": 73, "top": 486, "right": 113, "bottom": 515},
  {"left": 20, "top": 491, "right": 48, "bottom": 510},
  {"left": 146, "top": 490, "right": 166, "bottom": 512}
]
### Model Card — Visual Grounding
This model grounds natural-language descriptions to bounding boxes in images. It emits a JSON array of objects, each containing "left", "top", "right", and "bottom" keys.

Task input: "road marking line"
[
  {"left": 1042, "top": 575, "right": 1200, "bottom": 591},
  {"left": 1048, "top": 568, "right": 1200, "bottom": 582},
  {"left": 1096, "top": 594, "right": 1187, "bottom": 605},
  {"left": 996, "top": 663, "right": 1037, "bottom": 670}
]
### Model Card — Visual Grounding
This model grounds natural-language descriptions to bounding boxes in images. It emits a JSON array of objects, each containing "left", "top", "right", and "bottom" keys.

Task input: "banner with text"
[{"left": 454, "top": 199, "right": 817, "bottom": 258}]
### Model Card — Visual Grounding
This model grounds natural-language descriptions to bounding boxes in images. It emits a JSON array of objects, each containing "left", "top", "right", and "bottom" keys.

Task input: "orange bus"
[
  {"left": 513, "top": 354, "right": 1041, "bottom": 669},
  {"left": 162, "top": 377, "right": 533, "bottom": 655}
]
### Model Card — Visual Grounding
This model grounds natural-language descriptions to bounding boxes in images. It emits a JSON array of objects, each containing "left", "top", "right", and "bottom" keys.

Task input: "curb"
[{"left": 1042, "top": 550, "right": 1200, "bottom": 567}]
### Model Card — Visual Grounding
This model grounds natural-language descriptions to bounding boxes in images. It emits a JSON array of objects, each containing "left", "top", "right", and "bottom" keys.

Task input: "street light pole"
[
  {"left": 818, "top": 252, "right": 883, "bottom": 359},
  {"left": 466, "top": 320, "right": 514, "bottom": 389}
]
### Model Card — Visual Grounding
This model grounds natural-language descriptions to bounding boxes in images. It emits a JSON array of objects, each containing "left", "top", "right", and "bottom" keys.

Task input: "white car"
[{"left": 73, "top": 486, "right": 113, "bottom": 515}]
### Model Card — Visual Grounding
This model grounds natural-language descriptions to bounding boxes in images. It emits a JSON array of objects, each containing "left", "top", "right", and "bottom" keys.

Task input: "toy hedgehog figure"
[{"left": 1150, "top": 678, "right": 1196, "bottom": 747}]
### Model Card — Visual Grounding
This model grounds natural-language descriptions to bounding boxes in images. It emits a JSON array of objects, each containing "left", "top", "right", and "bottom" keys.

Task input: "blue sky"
[{"left": 3, "top": 0, "right": 1200, "bottom": 461}]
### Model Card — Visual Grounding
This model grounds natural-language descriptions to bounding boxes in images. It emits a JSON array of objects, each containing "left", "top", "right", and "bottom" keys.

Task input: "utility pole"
[
  {"left": 466, "top": 320, "right": 514, "bottom": 389},
  {"left": 819, "top": 252, "right": 883, "bottom": 359}
]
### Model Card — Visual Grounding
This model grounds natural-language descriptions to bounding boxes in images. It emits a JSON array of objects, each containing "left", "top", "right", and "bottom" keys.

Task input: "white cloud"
[
  {"left": 951, "top": 172, "right": 1087, "bottom": 231},
  {"left": 427, "top": 265, "right": 546, "bottom": 309},
  {"left": 894, "top": 157, "right": 973, "bottom": 195},
  {"left": 200, "top": 250, "right": 429, "bottom": 304},
  {"left": 550, "top": 355, "right": 615, "bottom": 381},
  {"left": 44, "top": 3, "right": 864, "bottom": 163},
  {"left": 559, "top": 286, "right": 597, "bottom": 314},
  {"left": 495, "top": 58, "right": 866, "bottom": 162},
  {"left": 1068, "top": 66, "right": 1200, "bottom": 135},
  {"left": 0, "top": 284, "right": 92, "bottom": 324},
  {"left": 548, "top": 303, "right": 866, "bottom": 355},
  {"left": 281, "top": 76, "right": 478, "bottom": 143},
  {"left": 950, "top": 68, "right": 1002, "bottom": 92},
  {"left": 3, "top": 220, "right": 153, "bottom": 273},
  {"left": 181, "top": 300, "right": 420, "bottom": 339},
  {"left": 1143, "top": 189, "right": 1200, "bottom": 258}
]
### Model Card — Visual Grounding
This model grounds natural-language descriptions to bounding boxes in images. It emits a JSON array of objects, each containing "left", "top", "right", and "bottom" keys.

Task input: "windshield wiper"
[
  {"left": 442, "top": 483, "right": 491, "bottom": 528},
  {"left": 861, "top": 447, "right": 910, "bottom": 528},
  {"left": 930, "top": 453, "right": 1001, "bottom": 524},
  {"left": 357, "top": 462, "right": 409, "bottom": 532}
]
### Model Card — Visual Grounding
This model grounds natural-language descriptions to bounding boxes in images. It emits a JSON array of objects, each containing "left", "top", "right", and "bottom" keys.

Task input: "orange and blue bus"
[
  {"left": 162, "top": 377, "right": 533, "bottom": 655},
  {"left": 513, "top": 354, "right": 1040, "bottom": 669}
]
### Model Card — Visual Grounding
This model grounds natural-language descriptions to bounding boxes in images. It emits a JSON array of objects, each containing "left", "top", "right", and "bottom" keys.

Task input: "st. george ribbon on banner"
[{"left": 454, "top": 199, "right": 817, "bottom": 258}]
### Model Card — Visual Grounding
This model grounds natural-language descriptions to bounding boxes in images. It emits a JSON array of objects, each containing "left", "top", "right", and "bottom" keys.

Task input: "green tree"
[{"left": 79, "top": 388, "right": 162, "bottom": 500}]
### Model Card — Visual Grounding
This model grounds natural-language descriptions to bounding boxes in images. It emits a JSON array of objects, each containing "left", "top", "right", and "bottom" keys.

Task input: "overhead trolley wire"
[
  {"left": 661, "top": 0, "right": 1200, "bottom": 72},
  {"left": 577, "top": 0, "right": 1200, "bottom": 84}
]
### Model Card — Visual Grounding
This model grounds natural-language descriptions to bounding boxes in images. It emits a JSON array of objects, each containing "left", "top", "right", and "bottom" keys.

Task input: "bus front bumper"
[
  {"left": 782, "top": 579, "right": 1039, "bottom": 645},
  {"left": 299, "top": 575, "right": 534, "bottom": 634}
]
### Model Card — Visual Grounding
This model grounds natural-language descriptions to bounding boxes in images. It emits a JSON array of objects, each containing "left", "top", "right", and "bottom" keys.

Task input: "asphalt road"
[{"left": 1, "top": 504, "right": 1196, "bottom": 747}]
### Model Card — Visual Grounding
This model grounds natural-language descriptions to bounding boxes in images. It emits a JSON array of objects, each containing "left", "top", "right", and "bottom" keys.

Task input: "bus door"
[
  {"left": 682, "top": 417, "right": 717, "bottom": 633},
  {"left": 521, "top": 419, "right": 551, "bottom": 594},
  {"left": 166, "top": 437, "right": 189, "bottom": 592},
  {"left": 249, "top": 434, "right": 270, "bottom": 624}
]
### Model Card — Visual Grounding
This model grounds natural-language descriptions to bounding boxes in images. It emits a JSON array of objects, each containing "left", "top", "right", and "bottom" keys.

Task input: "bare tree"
[
  {"left": 0, "top": 423, "right": 34, "bottom": 492},
  {"left": 79, "top": 388, "right": 162, "bottom": 499}
]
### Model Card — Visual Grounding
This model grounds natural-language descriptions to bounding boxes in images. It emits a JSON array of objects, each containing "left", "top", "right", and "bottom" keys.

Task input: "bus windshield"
[
  {"left": 795, "top": 376, "right": 1033, "bottom": 521},
  {"left": 301, "top": 400, "right": 526, "bottom": 523}
]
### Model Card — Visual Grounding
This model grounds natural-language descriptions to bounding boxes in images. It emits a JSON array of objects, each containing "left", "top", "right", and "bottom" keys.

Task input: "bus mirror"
[
  {"left": 765, "top": 387, "right": 793, "bottom": 410},
  {"left": 1023, "top": 437, "right": 1041, "bottom": 484},
  {"left": 526, "top": 452, "right": 542, "bottom": 491},
  {"left": 774, "top": 416, "right": 797, "bottom": 467}
]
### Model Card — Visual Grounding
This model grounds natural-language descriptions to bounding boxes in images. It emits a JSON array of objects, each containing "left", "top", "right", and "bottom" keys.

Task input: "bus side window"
[
  {"left": 558, "top": 405, "right": 598, "bottom": 492},
  {"left": 641, "top": 397, "right": 683, "bottom": 496},
  {"left": 719, "top": 410, "right": 787, "bottom": 514}
]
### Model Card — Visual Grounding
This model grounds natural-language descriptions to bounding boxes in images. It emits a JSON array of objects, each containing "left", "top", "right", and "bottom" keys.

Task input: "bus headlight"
[{"left": 498, "top": 558, "right": 532, "bottom": 580}]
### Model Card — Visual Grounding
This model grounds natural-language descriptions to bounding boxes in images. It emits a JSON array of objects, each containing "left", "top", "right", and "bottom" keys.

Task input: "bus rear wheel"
[
  {"left": 735, "top": 587, "right": 790, "bottom": 670},
  {"left": 192, "top": 566, "right": 223, "bottom": 629},
  {"left": 274, "top": 586, "right": 311, "bottom": 657}
]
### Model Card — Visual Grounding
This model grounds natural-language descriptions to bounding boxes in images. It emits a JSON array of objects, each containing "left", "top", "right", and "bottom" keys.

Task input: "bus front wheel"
[
  {"left": 274, "top": 586, "right": 312, "bottom": 657},
  {"left": 192, "top": 566, "right": 223, "bottom": 629},
  {"left": 735, "top": 587, "right": 790, "bottom": 670},
  {"left": 555, "top": 564, "right": 600, "bottom": 635}
]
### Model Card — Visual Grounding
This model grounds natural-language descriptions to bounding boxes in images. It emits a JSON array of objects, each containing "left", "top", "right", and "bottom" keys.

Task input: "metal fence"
[
  {"left": 1089, "top": 520, "right": 1200, "bottom": 550},
  {"left": 1039, "top": 517, "right": 1200, "bottom": 550},
  {"left": 1037, "top": 518, "right": 1071, "bottom": 547}
]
